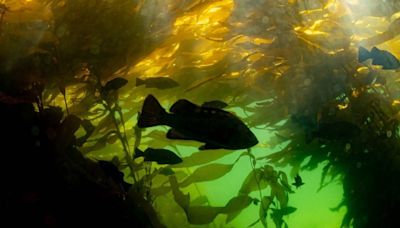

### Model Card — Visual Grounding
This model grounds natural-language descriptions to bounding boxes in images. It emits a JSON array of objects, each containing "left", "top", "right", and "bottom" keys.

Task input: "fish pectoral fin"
[
  {"left": 199, "top": 143, "right": 222, "bottom": 150},
  {"left": 166, "top": 129, "right": 193, "bottom": 140}
]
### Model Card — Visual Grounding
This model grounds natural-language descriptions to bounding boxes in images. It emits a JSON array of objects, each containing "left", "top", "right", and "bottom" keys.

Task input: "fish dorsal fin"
[
  {"left": 358, "top": 46, "right": 370, "bottom": 62},
  {"left": 370, "top": 47, "right": 380, "bottom": 54},
  {"left": 170, "top": 99, "right": 198, "bottom": 114}
]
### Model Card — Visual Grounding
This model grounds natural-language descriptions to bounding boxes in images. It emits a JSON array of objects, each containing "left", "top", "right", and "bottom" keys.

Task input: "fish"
[
  {"left": 201, "top": 100, "right": 228, "bottom": 109},
  {"left": 292, "top": 174, "right": 304, "bottom": 189},
  {"left": 358, "top": 46, "right": 400, "bottom": 70},
  {"left": 97, "top": 160, "right": 131, "bottom": 192},
  {"left": 102, "top": 77, "right": 128, "bottom": 92},
  {"left": 137, "top": 95, "right": 258, "bottom": 150},
  {"left": 136, "top": 77, "right": 179, "bottom": 89},
  {"left": 311, "top": 121, "right": 361, "bottom": 141},
  {"left": 134, "top": 147, "right": 183, "bottom": 164}
]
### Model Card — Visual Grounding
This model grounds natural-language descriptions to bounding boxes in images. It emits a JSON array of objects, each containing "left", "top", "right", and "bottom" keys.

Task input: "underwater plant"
[{"left": 1, "top": 0, "right": 400, "bottom": 227}]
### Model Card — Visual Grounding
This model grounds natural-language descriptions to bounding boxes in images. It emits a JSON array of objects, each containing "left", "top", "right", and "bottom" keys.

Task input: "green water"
[
  {"left": 146, "top": 124, "right": 346, "bottom": 228},
  {"left": 3, "top": 0, "right": 399, "bottom": 227}
]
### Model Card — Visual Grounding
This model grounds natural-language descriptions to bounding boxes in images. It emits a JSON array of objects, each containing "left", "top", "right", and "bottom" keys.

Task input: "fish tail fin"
[
  {"left": 136, "top": 78, "right": 144, "bottom": 86},
  {"left": 134, "top": 148, "right": 145, "bottom": 159},
  {"left": 138, "top": 95, "right": 166, "bottom": 128},
  {"left": 358, "top": 46, "right": 371, "bottom": 62}
]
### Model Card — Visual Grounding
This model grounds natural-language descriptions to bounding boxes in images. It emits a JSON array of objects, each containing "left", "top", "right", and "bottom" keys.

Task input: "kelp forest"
[{"left": 1, "top": 0, "right": 400, "bottom": 227}]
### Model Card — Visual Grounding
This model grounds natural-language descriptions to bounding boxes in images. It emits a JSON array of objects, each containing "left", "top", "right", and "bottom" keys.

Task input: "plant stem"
[
  {"left": 247, "top": 149, "right": 266, "bottom": 213},
  {"left": 104, "top": 101, "right": 138, "bottom": 183}
]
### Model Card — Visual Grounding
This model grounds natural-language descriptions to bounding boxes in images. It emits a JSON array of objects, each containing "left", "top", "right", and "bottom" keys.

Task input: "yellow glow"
[
  {"left": 230, "top": 72, "right": 240, "bottom": 77},
  {"left": 247, "top": 53, "right": 264, "bottom": 62},
  {"left": 130, "top": 1, "right": 234, "bottom": 78},
  {"left": 392, "top": 100, "right": 400, "bottom": 106},
  {"left": 337, "top": 104, "right": 348, "bottom": 110},
  {"left": 357, "top": 67, "right": 370, "bottom": 74},
  {"left": 253, "top": 37, "right": 274, "bottom": 45},
  {"left": 304, "top": 29, "right": 328, "bottom": 35},
  {"left": 173, "top": 0, "right": 233, "bottom": 36}
]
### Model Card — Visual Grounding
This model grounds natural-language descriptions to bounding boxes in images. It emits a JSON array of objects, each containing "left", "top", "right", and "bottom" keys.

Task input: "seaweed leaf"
[
  {"left": 260, "top": 196, "right": 274, "bottom": 228},
  {"left": 186, "top": 206, "right": 223, "bottom": 225},
  {"left": 180, "top": 163, "right": 234, "bottom": 187},
  {"left": 271, "top": 182, "right": 288, "bottom": 208},
  {"left": 318, "top": 162, "right": 332, "bottom": 192},
  {"left": 169, "top": 175, "right": 190, "bottom": 211},
  {"left": 224, "top": 195, "right": 253, "bottom": 223},
  {"left": 248, "top": 219, "right": 261, "bottom": 227},
  {"left": 191, "top": 195, "right": 209, "bottom": 206},
  {"left": 278, "top": 171, "right": 293, "bottom": 193},
  {"left": 271, "top": 206, "right": 297, "bottom": 228},
  {"left": 171, "top": 149, "right": 232, "bottom": 168},
  {"left": 239, "top": 168, "right": 269, "bottom": 195},
  {"left": 222, "top": 195, "right": 253, "bottom": 213},
  {"left": 158, "top": 167, "right": 175, "bottom": 176}
]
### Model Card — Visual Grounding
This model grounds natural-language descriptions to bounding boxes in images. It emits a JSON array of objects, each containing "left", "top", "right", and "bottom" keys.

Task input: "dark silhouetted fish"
[
  {"left": 292, "top": 174, "right": 304, "bottom": 189},
  {"left": 359, "top": 46, "right": 400, "bottom": 70},
  {"left": 98, "top": 160, "right": 131, "bottom": 192},
  {"left": 102, "top": 77, "right": 128, "bottom": 92},
  {"left": 136, "top": 77, "right": 179, "bottom": 89},
  {"left": 134, "top": 147, "right": 182, "bottom": 164},
  {"left": 201, "top": 100, "right": 228, "bottom": 109},
  {"left": 137, "top": 95, "right": 258, "bottom": 150}
]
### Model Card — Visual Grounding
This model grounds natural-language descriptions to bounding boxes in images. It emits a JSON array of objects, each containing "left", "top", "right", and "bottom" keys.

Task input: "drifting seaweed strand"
[
  {"left": 247, "top": 148, "right": 267, "bottom": 225},
  {"left": 103, "top": 100, "right": 138, "bottom": 183}
]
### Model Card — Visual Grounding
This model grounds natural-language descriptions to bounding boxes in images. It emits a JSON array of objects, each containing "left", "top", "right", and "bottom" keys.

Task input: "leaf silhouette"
[
  {"left": 278, "top": 171, "right": 293, "bottom": 193},
  {"left": 271, "top": 206, "right": 297, "bottom": 228},
  {"left": 191, "top": 195, "right": 209, "bottom": 206},
  {"left": 271, "top": 182, "right": 288, "bottom": 208},
  {"left": 180, "top": 163, "right": 234, "bottom": 187},
  {"left": 158, "top": 167, "right": 175, "bottom": 176},
  {"left": 223, "top": 195, "right": 253, "bottom": 223},
  {"left": 260, "top": 196, "right": 273, "bottom": 228},
  {"left": 186, "top": 206, "right": 223, "bottom": 225},
  {"left": 222, "top": 195, "right": 253, "bottom": 213},
  {"left": 169, "top": 175, "right": 190, "bottom": 211},
  {"left": 239, "top": 168, "right": 269, "bottom": 195},
  {"left": 171, "top": 149, "right": 232, "bottom": 168}
]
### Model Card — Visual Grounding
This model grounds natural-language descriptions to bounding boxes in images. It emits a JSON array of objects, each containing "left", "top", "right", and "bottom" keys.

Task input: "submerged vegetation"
[{"left": 1, "top": 0, "right": 400, "bottom": 227}]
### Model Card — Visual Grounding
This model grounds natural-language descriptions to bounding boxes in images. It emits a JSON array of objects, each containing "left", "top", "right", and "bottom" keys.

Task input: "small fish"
[
  {"left": 137, "top": 95, "right": 258, "bottom": 150},
  {"left": 311, "top": 121, "right": 361, "bottom": 141},
  {"left": 292, "top": 174, "right": 304, "bottom": 189},
  {"left": 102, "top": 77, "right": 128, "bottom": 92},
  {"left": 134, "top": 147, "right": 183, "bottom": 165},
  {"left": 98, "top": 160, "right": 131, "bottom": 192},
  {"left": 359, "top": 46, "right": 400, "bottom": 70},
  {"left": 201, "top": 100, "right": 228, "bottom": 109},
  {"left": 136, "top": 77, "right": 179, "bottom": 89}
]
